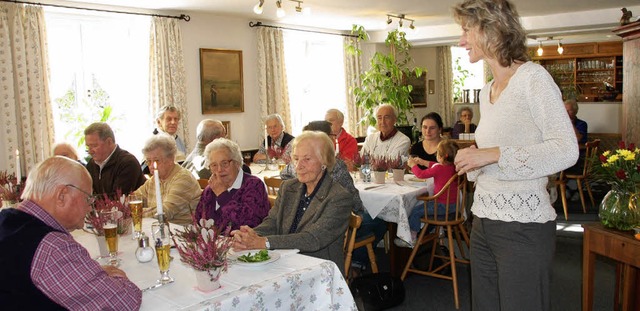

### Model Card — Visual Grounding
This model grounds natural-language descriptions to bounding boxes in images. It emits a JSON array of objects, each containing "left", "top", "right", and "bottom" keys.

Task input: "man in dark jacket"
[{"left": 84, "top": 122, "right": 145, "bottom": 197}]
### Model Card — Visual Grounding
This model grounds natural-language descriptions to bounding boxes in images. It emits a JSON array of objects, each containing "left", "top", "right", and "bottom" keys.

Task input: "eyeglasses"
[
  {"left": 65, "top": 184, "right": 96, "bottom": 206},
  {"left": 209, "top": 159, "right": 235, "bottom": 171}
]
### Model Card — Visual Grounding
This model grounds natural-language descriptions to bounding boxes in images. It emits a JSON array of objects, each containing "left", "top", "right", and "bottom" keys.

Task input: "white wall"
[
  {"left": 181, "top": 13, "right": 261, "bottom": 151},
  {"left": 578, "top": 102, "right": 621, "bottom": 133}
]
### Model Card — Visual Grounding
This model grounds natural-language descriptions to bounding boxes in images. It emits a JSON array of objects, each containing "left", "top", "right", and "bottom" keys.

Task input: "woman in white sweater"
[{"left": 452, "top": 0, "right": 579, "bottom": 310}]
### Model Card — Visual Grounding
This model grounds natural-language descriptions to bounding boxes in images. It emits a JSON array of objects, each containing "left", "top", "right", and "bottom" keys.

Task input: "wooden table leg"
[{"left": 582, "top": 229, "right": 595, "bottom": 311}]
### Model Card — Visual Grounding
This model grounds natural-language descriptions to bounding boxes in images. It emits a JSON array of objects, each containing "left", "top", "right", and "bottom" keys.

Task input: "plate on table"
[{"left": 232, "top": 250, "right": 280, "bottom": 266}]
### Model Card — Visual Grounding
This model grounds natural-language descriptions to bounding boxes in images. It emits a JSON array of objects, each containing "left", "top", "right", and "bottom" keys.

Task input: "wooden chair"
[
  {"left": 197, "top": 178, "right": 208, "bottom": 190},
  {"left": 553, "top": 171, "right": 570, "bottom": 220},
  {"left": 343, "top": 212, "right": 379, "bottom": 281},
  {"left": 263, "top": 176, "right": 283, "bottom": 208},
  {"left": 565, "top": 139, "right": 601, "bottom": 214},
  {"left": 401, "top": 174, "right": 470, "bottom": 309}
]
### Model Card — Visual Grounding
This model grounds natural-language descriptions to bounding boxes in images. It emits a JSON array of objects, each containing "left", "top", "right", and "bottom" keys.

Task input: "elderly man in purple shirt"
[{"left": 0, "top": 156, "right": 141, "bottom": 310}]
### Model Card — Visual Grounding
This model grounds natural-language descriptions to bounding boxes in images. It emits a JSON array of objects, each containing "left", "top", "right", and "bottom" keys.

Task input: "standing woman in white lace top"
[{"left": 452, "top": 0, "right": 578, "bottom": 310}]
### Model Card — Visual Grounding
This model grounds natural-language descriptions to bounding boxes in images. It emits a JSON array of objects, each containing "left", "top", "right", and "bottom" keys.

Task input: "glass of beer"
[
  {"left": 151, "top": 221, "right": 174, "bottom": 284},
  {"left": 127, "top": 194, "right": 144, "bottom": 239},
  {"left": 101, "top": 210, "right": 120, "bottom": 266}
]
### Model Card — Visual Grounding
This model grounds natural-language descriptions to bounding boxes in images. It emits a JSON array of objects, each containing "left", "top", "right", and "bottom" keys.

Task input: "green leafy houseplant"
[
  {"left": 346, "top": 25, "right": 425, "bottom": 127},
  {"left": 452, "top": 56, "right": 473, "bottom": 103}
]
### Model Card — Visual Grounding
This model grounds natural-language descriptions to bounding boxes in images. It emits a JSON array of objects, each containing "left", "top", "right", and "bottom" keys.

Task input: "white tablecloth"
[
  {"left": 72, "top": 219, "right": 356, "bottom": 311},
  {"left": 355, "top": 174, "right": 434, "bottom": 243},
  {"left": 249, "top": 163, "right": 281, "bottom": 181}
]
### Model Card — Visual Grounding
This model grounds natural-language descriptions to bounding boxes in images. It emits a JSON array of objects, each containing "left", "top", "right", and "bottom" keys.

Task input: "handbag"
[{"left": 350, "top": 272, "right": 405, "bottom": 311}]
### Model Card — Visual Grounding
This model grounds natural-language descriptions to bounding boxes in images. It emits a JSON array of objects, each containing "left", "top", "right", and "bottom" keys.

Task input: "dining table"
[
  {"left": 354, "top": 174, "right": 434, "bottom": 276},
  {"left": 73, "top": 218, "right": 357, "bottom": 311}
]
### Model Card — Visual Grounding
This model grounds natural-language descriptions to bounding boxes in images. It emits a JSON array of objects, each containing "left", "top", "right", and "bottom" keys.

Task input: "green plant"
[
  {"left": 346, "top": 25, "right": 425, "bottom": 127},
  {"left": 452, "top": 56, "right": 472, "bottom": 103},
  {"left": 54, "top": 75, "right": 120, "bottom": 150}
]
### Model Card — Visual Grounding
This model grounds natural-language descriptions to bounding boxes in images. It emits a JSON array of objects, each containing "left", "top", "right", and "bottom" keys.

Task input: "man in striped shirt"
[{"left": 0, "top": 156, "right": 141, "bottom": 310}]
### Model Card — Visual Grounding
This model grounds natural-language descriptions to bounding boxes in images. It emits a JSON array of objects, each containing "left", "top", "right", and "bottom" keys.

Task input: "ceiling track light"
[
  {"left": 557, "top": 40, "right": 564, "bottom": 55},
  {"left": 253, "top": 0, "right": 310, "bottom": 17},
  {"left": 253, "top": 0, "right": 264, "bottom": 14},
  {"left": 386, "top": 14, "right": 416, "bottom": 32}
]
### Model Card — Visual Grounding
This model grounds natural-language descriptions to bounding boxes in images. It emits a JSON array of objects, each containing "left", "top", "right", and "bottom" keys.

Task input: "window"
[
  {"left": 283, "top": 31, "right": 347, "bottom": 135},
  {"left": 45, "top": 10, "right": 151, "bottom": 161},
  {"left": 451, "top": 46, "right": 484, "bottom": 103}
]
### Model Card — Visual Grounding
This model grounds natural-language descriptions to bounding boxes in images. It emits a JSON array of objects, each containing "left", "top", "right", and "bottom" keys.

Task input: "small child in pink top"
[{"left": 404, "top": 140, "right": 460, "bottom": 246}]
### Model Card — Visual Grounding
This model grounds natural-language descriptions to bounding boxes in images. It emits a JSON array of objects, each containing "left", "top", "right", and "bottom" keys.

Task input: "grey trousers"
[{"left": 470, "top": 216, "right": 556, "bottom": 311}]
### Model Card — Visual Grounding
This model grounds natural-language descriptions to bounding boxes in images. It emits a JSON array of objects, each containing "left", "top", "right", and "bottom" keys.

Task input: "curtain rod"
[
  {"left": 249, "top": 21, "right": 356, "bottom": 38},
  {"left": 1, "top": 0, "right": 191, "bottom": 21}
]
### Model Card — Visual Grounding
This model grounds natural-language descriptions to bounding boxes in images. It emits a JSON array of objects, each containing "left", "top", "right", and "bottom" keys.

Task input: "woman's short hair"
[
  {"left": 156, "top": 105, "right": 181, "bottom": 121},
  {"left": 292, "top": 131, "right": 336, "bottom": 170},
  {"left": 303, "top": 121, "right": 332, "bottom": 136},
  {"left": 204, "top": 138, "right": 243, "bottom": 167},
  {"left": 437, "top": 140, "right": 460, "bottom": 164},
  {"left": 265, "top": 114, "right": 285, "bottom": 127},
  {"left": 142, "top": 134, "right": 177, "bottom": 160},
  {"left": 457, "top": 107, "right": 474, "bottom": 119},
  {"left": 421, "top": 112, "right": 444, "bottom": 129},
  {"left": 452, "top": 0, "right": 529, "bottom": 67}
]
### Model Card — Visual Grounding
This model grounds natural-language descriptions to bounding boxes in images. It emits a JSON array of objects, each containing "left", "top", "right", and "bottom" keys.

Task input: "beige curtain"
[
  {"left": 437, "top": 46, "right": 454, "bottom": 126},
  {"left": 343, "top": 36, "right": 365, "bottom": 137},
  {"left": 256, "top": 27, "right": 292, "bottom": 133},
  {"left": 149, "top": 17, "right": 189, "bottom": 149},
  {"left": 0, "top": 3, "right": 53, "bottom": 175}
]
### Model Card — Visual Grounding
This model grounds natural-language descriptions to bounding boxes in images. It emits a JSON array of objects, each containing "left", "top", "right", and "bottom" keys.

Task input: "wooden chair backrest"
[
  {"left": 263, "top": 176, "right": 283, "bottom": 196},
  {"left": 416, "top": 174, "right": 467, "bottom": 225},
  {"left": 343, "top": 212, "right": 362, "bottom": 259},
  {"left": 582, "top": 139, "right": 601, "bottom": 176}
]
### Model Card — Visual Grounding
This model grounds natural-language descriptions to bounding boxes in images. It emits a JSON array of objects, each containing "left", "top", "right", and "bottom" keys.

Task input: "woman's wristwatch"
[{"left": 264, "top": 237, "right": 271, "bottom": 250}]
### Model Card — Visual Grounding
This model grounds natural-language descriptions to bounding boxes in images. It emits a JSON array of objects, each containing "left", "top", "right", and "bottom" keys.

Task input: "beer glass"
[
  {"left": 151, "top": 222, "right": 174, "bottom": 284},
  {"left": 101, "top": 210, "right": 120, "bottom": 266},
  {"left": 128, "top": 194, "right": 144, "bottom": 239}
]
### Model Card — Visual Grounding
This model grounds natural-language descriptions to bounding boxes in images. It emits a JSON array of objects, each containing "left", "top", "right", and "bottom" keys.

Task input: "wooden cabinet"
[{"left": 530, "top": 42, "right": 623, "bottom": 102}]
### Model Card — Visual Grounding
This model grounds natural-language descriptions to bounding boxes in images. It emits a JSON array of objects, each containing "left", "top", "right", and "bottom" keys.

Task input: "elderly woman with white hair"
[
  {"left": 253, "top": 113, "right": 295, "bottom": 163},
  {"left": 134, "top": 134, "right": 201, "bottom": 226},
  {"left": 232, "top": 131, "right": 353, "bottom": 274},
  {"left": 194, "top": 138, "right": 270, "bottom": 231}
]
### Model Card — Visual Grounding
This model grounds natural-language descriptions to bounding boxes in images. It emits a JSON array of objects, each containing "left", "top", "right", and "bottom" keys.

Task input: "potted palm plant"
[{"left": 346, "top": 26, "right": 426, "bottom": 134}]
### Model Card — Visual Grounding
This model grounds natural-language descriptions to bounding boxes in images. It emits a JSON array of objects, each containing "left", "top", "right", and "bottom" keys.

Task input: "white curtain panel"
[
  {"left": 256, "top": 26, "right": 292, "bottom": 133},
  {"left": 437, "top": 46, "right": 454, "bottom": 127},
  {"left": 0, "top": 3, "right": 54, "bottom": 174},
  {"left": 343, "top": 36, "right": 365, "bottom": 137},
  {"left": 149, "top": 17, "right": 189, "bottom": 149}
]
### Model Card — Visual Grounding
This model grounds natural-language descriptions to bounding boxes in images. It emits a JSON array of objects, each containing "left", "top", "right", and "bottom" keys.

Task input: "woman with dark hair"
[
  {"left": 409, "top": 112, "right": 444, "bottom": 169},
  {"left": 452, "top": 0, "right": 578, "bottom": 309}
]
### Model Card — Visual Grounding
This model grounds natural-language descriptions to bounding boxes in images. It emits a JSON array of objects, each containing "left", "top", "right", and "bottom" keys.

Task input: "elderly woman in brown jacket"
[{"left": 231, "top": 131, "right": 353, "bottom": 274}]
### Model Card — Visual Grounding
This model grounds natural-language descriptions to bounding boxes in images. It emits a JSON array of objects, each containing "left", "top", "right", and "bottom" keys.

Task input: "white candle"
[
  {"left": 264, "top": 127, "right": 268, "bottom": 151},
  {"left": 153, "top": 161, "right": 163, "bottom": 215},
  {"left": 335, "top": 138, "right": 340, "bottom": 155},
  {"left": 15, "top": 149, "right": 21, "bottom": 184}
]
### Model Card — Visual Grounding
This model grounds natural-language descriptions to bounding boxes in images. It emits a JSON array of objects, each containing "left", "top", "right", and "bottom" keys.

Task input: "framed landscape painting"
[
  {"left": 407, "top": 72, "right": 427, "bottom": 107},
  {"left": 200, "top": 49, "right": 244, "bottom": 114}
]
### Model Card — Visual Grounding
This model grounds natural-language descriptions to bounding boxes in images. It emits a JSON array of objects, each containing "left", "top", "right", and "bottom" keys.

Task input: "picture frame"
[
  {"left": 407, "top": 72, "right": 427, "bottom": 107},
  {"left": 222, "top": 121, "right": 230, "bottom": 139},
  {"left": 199, "top": 49, "right": 244, "bottom": 114}
]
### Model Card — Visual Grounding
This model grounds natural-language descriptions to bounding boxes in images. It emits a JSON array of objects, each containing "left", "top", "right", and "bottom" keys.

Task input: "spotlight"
[
  {"left": 557, "top": 40, "right": 564, "bottom": 55},
  {"left": 537, "top": 41, "right": 543, "bottom": 57},
  {"left": 386, "top": 16, "right": 392, "bottom": 24},
  {"left": 253, "top": 0, "right": 264, "bottom": 14},
  {"left": 276, "top": 0, "right": 285, "bottom": 18},
  {"left": 398, "top": 19, "right": 403, "bottom": 28},
  {"left": 409, "top": 21, "right": 415, "bottom": 30}
]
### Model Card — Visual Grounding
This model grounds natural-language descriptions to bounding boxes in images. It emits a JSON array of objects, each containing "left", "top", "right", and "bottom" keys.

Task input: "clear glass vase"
[{"left": 598, "top": 188, "right": 640, "bottom": 231}]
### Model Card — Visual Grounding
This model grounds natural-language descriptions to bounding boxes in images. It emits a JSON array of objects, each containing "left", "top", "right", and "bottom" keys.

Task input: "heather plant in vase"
[
  {"left": 172, "top": 218, "right": 233, "bottom": 285},
  {"left": 0, "top": 171, "right": 22, "bottom": 207},
  {"left": 85, "top": 189, "right": 130, "bottom": 235},
  {"left": 371, "top": 156, "right": 389, "bottom": 172}
]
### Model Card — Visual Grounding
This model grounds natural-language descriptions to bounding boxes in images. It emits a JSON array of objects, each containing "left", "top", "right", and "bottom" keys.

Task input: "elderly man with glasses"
[{"left": 0, "top": 156, "right": 141, "bottom": 310}]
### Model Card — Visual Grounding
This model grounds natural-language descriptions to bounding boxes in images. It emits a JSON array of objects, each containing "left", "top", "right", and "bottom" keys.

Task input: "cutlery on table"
[
  {"left": 142, "top": 280, "right": 174, "bottom": 292},
  {"left": 364, "top": 185, "right": 385, "bottom": 190}
]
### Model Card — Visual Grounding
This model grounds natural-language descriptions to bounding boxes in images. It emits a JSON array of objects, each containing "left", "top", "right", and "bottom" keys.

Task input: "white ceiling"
[{"left": 51, "top": 0, "right": 640, "bottom": 46}]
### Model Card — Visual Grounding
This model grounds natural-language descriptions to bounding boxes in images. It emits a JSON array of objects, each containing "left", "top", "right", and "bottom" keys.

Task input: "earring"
[{"left": 321, "top": 165, "right": 327, "bottom": 171}]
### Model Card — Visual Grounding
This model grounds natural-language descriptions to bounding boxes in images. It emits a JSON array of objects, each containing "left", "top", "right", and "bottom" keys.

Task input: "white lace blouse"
[{"left": 468, "top": 62, "right": 579, "bottom": 223}]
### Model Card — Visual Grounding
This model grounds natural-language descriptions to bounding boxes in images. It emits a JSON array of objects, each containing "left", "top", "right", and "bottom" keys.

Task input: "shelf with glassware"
[{"left": 531, "top": 41, "right": 623, "bottom": 102}]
